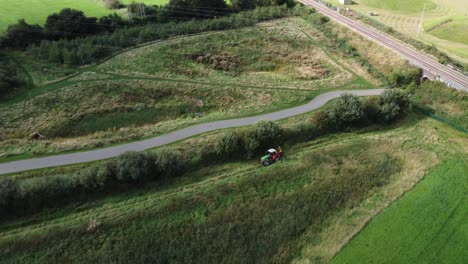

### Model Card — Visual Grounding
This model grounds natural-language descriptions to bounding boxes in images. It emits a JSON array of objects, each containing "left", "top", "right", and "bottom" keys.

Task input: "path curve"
[{"left": 0, "top": 89, "right": 384, "bottom": 175}]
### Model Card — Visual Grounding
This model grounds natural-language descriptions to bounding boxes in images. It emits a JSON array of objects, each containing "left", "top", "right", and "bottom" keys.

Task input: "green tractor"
[{"left": 260, "top": 147, "right": 284, "bottom": 166}]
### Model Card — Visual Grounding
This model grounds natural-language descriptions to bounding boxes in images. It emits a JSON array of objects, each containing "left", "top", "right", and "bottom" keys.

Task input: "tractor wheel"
[
  {"left": 262, "top": 160, "right": 271, "bottom": 166},
  {"left": 274, "top": 156, "right": 281, "bottom": 162}
]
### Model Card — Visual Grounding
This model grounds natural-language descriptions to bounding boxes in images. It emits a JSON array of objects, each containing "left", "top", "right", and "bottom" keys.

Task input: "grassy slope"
[
  {"left": 1, "top": 115, "right": 454, "bottom": 263},
  {"left": 0, "top": 0, "right": 112, "bottom": 34},
  {"left": 332, "top": 156, "right": 467, "bottom": 264},
  {"left": 412, "top": 81, "right": 468, "bottom": 131},
  {"left": 0, "top": 17, "right": 389, "bottom": 161}
]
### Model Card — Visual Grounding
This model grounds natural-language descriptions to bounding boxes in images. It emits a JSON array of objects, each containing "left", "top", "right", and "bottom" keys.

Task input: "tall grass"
[
  {"left": 0, "top": 140, "right": 402, "bottom": 263},
  {"left": 48, "top": 105, "right": 202, "bottom": 137}
]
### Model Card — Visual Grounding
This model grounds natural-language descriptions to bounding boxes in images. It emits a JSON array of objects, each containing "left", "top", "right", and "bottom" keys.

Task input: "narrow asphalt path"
[
  {"left": 300, "top": 0, "right": 468, "bottom": 91},
  {"left": 0, "top": 89, "right": 383, "bottom": 175}
]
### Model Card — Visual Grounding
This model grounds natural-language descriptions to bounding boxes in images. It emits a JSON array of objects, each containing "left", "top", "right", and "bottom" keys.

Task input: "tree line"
[
  {"left": 0, "top": 0, "right": 295, "bottom": 51},
  {"left": 0, "top": 88, "right": 410, "bottom": 221}
]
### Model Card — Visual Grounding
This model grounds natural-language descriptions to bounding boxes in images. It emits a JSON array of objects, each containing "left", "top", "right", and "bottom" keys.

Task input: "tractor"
[{"left": 260, "top": 147, "right": 284, "bottom": 166}]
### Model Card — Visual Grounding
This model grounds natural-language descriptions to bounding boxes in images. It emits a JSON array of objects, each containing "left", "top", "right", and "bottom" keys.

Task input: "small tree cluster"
[
  {"left": 310, "top": 90, "right": 410, "bottom": 131},
  {"left": 215, "top": 120, "right": 283, "bottom": 159}
]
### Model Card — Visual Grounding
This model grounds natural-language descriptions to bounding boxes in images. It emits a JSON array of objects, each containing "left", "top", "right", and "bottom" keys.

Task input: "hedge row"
[
  {"left": 0, "top": 89, "right": 410, "bottom": 221},
  {"left": 27, "top": 5, "right": 308, "bottom": 66}
]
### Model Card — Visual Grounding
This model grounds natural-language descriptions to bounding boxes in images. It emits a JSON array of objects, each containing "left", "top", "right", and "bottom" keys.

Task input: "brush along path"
[{"left": 0, "top": 89, "right": 384, "bottom": 175}]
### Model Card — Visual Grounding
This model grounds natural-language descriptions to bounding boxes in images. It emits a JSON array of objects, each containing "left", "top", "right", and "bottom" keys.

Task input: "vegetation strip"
[{"left": 0, "top": 89, "right": 384, "bottom": 175}]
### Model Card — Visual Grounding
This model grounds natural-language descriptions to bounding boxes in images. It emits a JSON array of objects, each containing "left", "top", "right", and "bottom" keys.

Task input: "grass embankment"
[
  {"left": 332, "top": 156, "right": 467, "bottom": 264},
  {"left": 0, "top": 15, "right": 395, "bottom": 161},
  {"left": 1, "top": 115, "right": 452, "bottom": 263},
  {"left": 412, "top": 81, "right": 468, "bottom": 131}
]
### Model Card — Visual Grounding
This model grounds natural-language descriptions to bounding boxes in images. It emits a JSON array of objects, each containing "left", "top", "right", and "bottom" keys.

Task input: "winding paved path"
[{"left": 0, "top": 89, "right": 384, "bottom": 175}]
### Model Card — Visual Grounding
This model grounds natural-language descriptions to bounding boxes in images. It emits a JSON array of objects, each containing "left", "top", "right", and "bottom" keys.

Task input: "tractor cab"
[
  {"left": 261, "top": 147, "right": 284, "bottom": 166},
  {"left": 266, "top": 149, "right": 277, "bottom": 157}
]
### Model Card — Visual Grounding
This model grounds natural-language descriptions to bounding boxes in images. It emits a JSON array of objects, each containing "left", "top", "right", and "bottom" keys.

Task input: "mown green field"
[
  {"left": 0, "top": 0, "right": 112, "bottom": 34},
  {"left": 332, "top": 155, "right": 467, "bottom": 263},
  {"left": 2, "top": 113, "right": 460, "bottom": 263},
  {"left": 425, "top": 16, "right": 468, "bottom": 45},
  {"left": 358, "top": 0, "right": 436, "bottom": 12}
]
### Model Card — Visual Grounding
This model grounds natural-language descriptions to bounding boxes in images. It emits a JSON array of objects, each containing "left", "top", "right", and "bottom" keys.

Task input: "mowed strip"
[{"left": 332, "top": 156, "right": 468, "bottom": 263}]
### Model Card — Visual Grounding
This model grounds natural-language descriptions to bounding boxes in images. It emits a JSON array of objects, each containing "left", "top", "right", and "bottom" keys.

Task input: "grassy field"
[
  {"left": 0, "top": 0, "right": 112, "bottom": 34},
  {"left": 2, "top": 113, "right": 462, "bottom": 263},
  {"left": 358, "top": 0, "right": 437, "bottom": 12},
  {"left": 425, "top": 16, "right": 468, "bottom": 45},
  {"left": 332, "top": 155, "right": 467, "bottom": 263},
  {"left": 0, "top": 16, "right": 396, "bottom": 162},
  {"left": 333, "top": 0, "right": 468, "bottom": 63}
]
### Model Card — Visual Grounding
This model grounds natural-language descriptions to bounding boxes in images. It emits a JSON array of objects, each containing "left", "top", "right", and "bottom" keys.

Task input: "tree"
[
  {"left": 216, "top": 131, "right": 242, "bottom": 158},
  {"left": 45, "top": 8, "right": 100, "bottom": 39},
  {"left": 388, "top": 66, "right": 422, "bottom": 87},
  {"left": 1, "top": 19, "right": 44, "bottom": 49},
  {"left": 103, "top": 0, "right": 123, "bottom": 9},
  {"left": 166, "top": 0, "right": 228, "bottom": 19},
  {"left": 327, "top": 94, "right": 364, "bottom": 129},
  {"left": 0, "top": 57, "right": 24, "bottom": 99},
  {"left": 379, "top": 89, "right": 410, "bottom": 122}
]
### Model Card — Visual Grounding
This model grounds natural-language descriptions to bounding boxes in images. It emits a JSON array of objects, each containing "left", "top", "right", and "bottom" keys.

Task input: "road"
[
  {"left": 299, "top": 0, "right": 468, "bottom": 91},
  {"left": 0, "top": 89, "right": 383, "bottom": 175}
]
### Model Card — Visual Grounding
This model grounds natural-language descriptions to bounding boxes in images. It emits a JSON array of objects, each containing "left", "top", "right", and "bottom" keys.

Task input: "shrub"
[
  {"left": 0, "top": 178, "right": 19, "bottom": 216},
  {"left": 79, "top": 164, "right": 114, "bottom": 190},
  {"left": 327, "top": 94, "right": 365, "bottom": 129},
  {"left": 378, "top": 89, "right": 410, "bottom": 122},
  {"left": 309, "top": 110, "right": 331, "bottom": 132},
  {"left": 216, "top": 131, "right": 243, "bottom": 159},
  {"left": 103, "top": 0, "right": 122, "bottom": 9},
  {"left": 253, "top": 120, "right": 283, "bottom": 144},
  {"left": 153, "top": 149, "right": 187, "bottom": 178},
  {"left": 363, "top": 96, "right": 380, "bottom": 123},
  {"left": 388, "top": 65, "right": 422, "bottom": 87},
  {"left": 116, "top": 151, "right": 155, "bottom": 182}
]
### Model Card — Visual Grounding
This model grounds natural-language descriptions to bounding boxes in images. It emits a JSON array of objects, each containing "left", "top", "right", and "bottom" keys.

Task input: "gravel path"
[{"left": 0, "top": 89, "right": 384, "bottom": 175}]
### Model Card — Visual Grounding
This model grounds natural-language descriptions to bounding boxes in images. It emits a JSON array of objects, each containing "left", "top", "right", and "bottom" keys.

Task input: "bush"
[
  {"left": 243, "top": 120, "right": 283, "bottom": 157},
  {"left": 116, "top": 151, "right": 155, "bottom": 182},
  {"left": 379, "top": 89, "right": 410, "bottom": 122},
  {"left": 363, "top": 96, "right": 380, "bottom": 123},
  {"left": 79, "top": 163, "right": 115, "bottom": 190},
  {"left": 388, "top": 66, "right": 422, "bottom": 87},
  {"left": 0, "top": 178, "right": 19, "bottom": 216},
  {"left": 309, "top": 110, "right": 331, "bottom": 132},
  {"left": 216, "top": 131, "right": 243, "bottom": 159},
  {"left": 327, "top": 94, "right": 365, "bottom": 130},
  {"left": 103, "top": 0, "right": 122, "bottom": 9},
  {"left": 0, "top": 57, "right": 25, "bottom": 99},
  {"left": 153, "top": 149, "right": 187, "bottom": 178}
]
